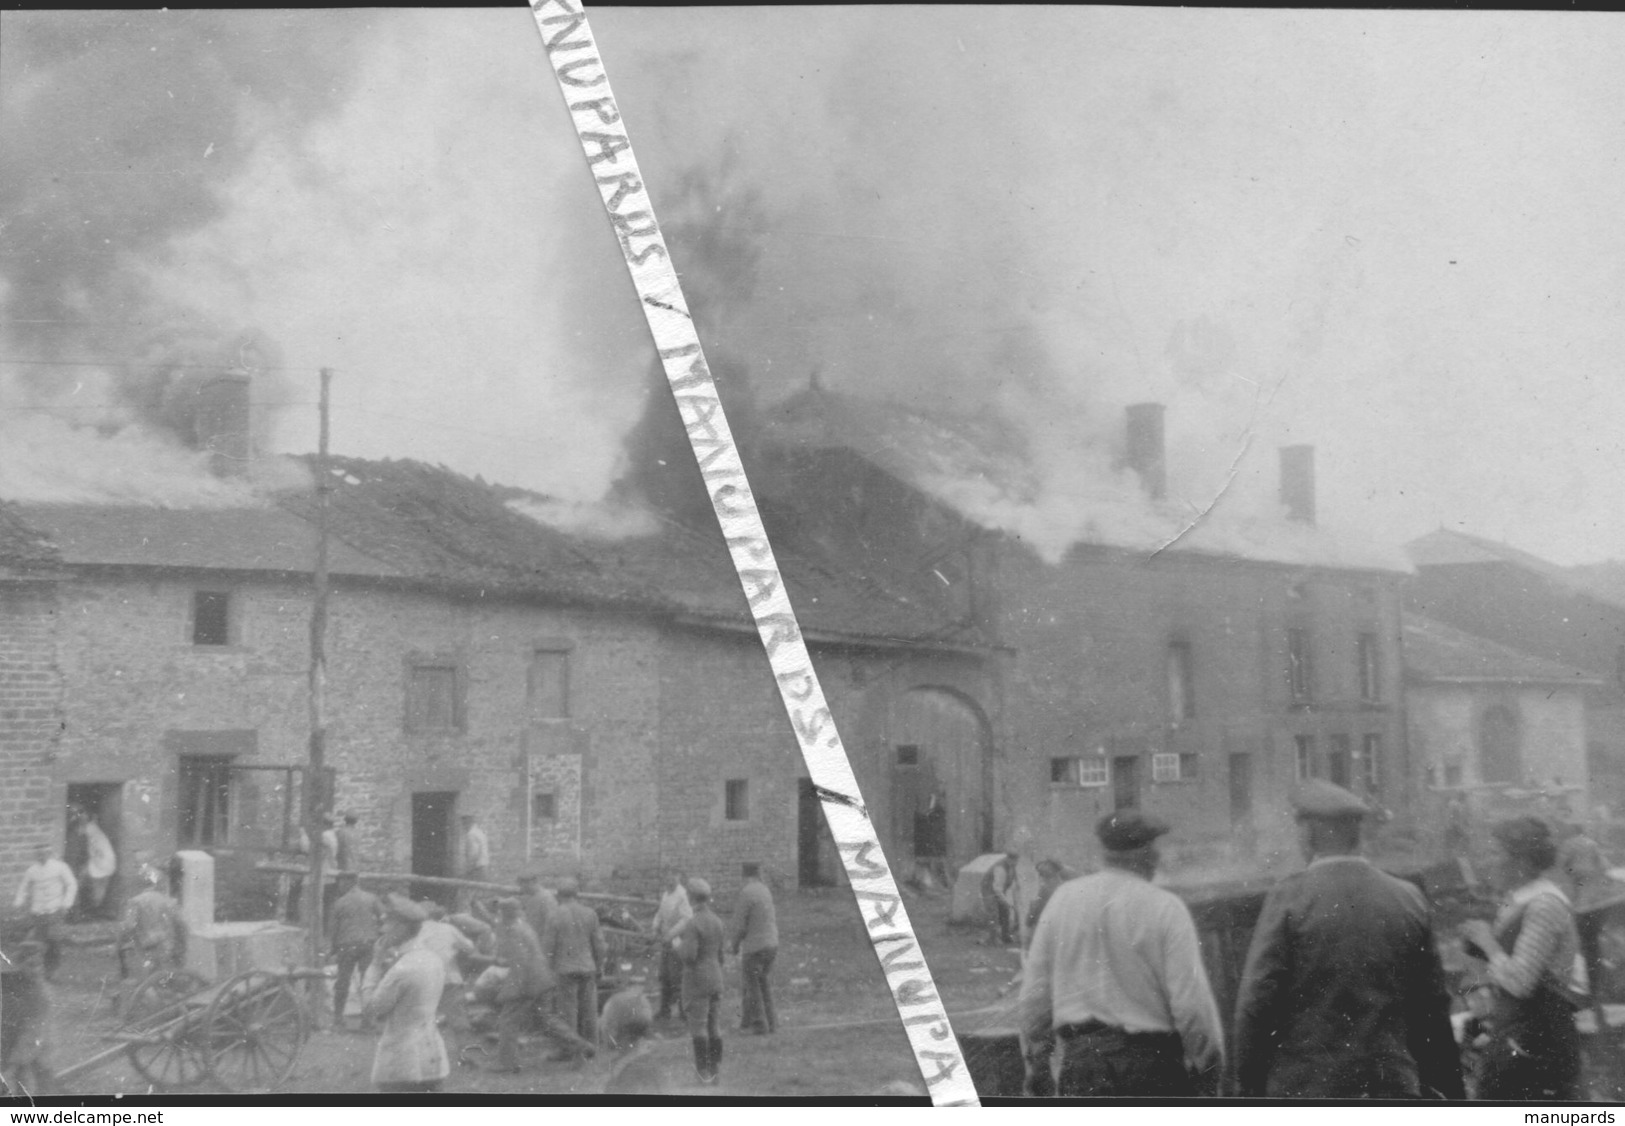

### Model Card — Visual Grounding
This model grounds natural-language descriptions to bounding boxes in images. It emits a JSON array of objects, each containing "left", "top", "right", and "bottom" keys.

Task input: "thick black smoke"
[
  {"left": 0, "top": 11, "right": 374, "bottom": 444},
  {"left": 620, "top": 158, "right": 772, "bottom": 524}
]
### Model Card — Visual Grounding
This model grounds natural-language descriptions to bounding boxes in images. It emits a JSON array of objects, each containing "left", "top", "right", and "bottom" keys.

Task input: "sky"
[{"left": 2, "top": 9, "right": 1623, "bottom": 564}]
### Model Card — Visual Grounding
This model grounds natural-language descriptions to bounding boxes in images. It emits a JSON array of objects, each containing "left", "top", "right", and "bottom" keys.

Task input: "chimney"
[
  {"left": 1124, "top": 403, "right": 1166, "bottom": 501},
  {"left": 194, "top": 372, "right": 252, "bottom": 477},
  {"left": 1280, "top": 444, "right": 1316, "bottom": 524}
]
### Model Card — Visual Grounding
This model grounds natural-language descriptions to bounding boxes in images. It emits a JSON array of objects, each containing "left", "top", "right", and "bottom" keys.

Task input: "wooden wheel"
[
  {"left": 203, "top": 971, "right": 307, "bottom": 1093},
  {"left": 123, "top": 969, "right": 210, "bottom": 1089}
]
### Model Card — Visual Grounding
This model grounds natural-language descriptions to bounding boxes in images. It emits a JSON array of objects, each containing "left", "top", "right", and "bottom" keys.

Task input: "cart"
[{"left": 58, "top": 965, "right": 325, "bottom": 1093}]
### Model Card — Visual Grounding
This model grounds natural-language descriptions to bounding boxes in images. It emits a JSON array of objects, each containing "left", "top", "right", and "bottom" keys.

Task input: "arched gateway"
[{"left": 884, "top": 686, "right": 995, "bottom": 879}]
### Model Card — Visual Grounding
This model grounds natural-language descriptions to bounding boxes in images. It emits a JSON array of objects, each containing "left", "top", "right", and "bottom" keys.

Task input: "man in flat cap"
[
  {"left": 1021, "top": 811, "right": 1224, "bottom": 1097},
  {"left": 1232, "top": 779, "right": 1463, "bottom": 1099},
  {"left": 364, "top": 896, "right": 450, "bottom": 1093},
  {"left": 541, "top": 876, "right": 605, "bottom": 1060}
]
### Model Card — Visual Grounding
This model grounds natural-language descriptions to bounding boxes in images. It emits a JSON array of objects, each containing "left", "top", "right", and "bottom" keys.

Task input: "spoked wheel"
[
  {"left": 203, "top": 971, "right": 308, "bottom": 1093},
  {"left": 123, "top": 969, "right": 210, "bottom": 1089}
]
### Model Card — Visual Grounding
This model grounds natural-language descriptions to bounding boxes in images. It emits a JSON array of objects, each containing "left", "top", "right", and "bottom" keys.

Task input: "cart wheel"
[
  {"left": 123, "top": 970, "right": 210, "bottom": 1089},
  {"left": 203, "top": 971, "right": 308, "bottom": 1093}
]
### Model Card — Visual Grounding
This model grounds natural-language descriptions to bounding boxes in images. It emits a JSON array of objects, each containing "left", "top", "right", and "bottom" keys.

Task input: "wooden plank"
[{"left": 252, "top": 860, "right": 656, "bottom": 908}]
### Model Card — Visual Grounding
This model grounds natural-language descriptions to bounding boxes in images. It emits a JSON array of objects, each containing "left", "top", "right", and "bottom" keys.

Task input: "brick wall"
[{"left": 0, "top": 580, "right": 63, "bottom": 894}]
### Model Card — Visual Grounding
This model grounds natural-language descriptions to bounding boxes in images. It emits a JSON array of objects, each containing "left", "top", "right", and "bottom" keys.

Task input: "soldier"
[
  {"left": 1021, "top": 811, "right": 1223, "bottom": 1097},
  {"left": 729, "top": 862, "right": 778, "bottom": 1035},
  {"left": 327, "top": 872, "right": 381, "bottom": 1031},
  {"left": 651, "top": 868, "right": 692, "bottom": 1023},
  {"left": 541, "top": 877, "right": 605, "bottom": 1059},
  {"left": 364, "top": 897, "right": 449, "bottom": 1093},
  {"left": 1233, "top": 780, "right": 1463, "bottom": 1099},
  {"left": 117, "top": 870, "right": 183, "bottom": 984},
  {"left": 515, "top": 872, "right": 556, "bottom": 945},
  {"left": 677, "top": 877, "right": 727, "bottom": 1085}
]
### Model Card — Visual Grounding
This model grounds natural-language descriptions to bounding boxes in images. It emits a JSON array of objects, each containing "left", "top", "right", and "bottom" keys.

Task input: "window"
[
  {"left": 1287, "top": 628, "right": 1313, "bottom": 703},
  {"left": 1327, "top": 734, "right": 1351, "bottom": 788},
  {"left": 177, "top": 754, "right": 232, "bottom": 847},
  {"left": 527, "top": 647, "right": 570, "bottom": 721},
  {"left": 192, "top": 591, "right": 231, "bottom": 646},
  {"left": 1179, "top": 753, "right": 1200, "bottom": 781},
  {"left": 1050, "top": 756, "right": 1108, "bottom": 787},
  {"left": 1166, "top": 640, "right": 1195, "bottom": 724},
  {"left": 1357, "top": 633, "right": 1381, "bottom": 702},
  {"left": 1295, "top": 735, "right": 1316, "bottom": 782},
  {"left": 531, "top": 791, "right": 557, "bottom": 821},
  {"left": 724, "top": 779, "right": 749, "bottom": 821},
  {"left": 406, "top": 662, "right": 463, "bottom": 732},
  {"left": 1152, "top": 752, "right": 1182, "bottom": 783},
  {"left": 896, "top": 745, "right": 920, "bottom": 767},
  {"left": 1361, "top": 735, "right": 1382, "bottom": 796}
]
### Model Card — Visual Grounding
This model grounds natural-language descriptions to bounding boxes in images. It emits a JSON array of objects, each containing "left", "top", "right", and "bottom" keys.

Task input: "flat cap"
[
  {"left": 384, "top": 893, "right": 428, "bottom": 923},
  {"left": 1096, "top": 810, "right": 1170, "bottom": 852},
  {"left": 1293, "top": 779, "right": 1371, "bottom": 820},
  {"left": 686, "top": 877, "right": 712, "bottom": 899}
]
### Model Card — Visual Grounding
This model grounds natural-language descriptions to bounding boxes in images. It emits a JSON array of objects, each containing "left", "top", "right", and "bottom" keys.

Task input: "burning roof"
[
  {"left": 0, "top": 453, "right": 985, "bottom": 651},
  {"left": 767, "top": 385, "right": 1411, "bottom": 575}
]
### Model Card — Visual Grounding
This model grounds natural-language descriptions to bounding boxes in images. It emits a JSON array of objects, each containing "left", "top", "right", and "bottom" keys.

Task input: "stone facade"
[
  {"left": 0, "top": 579, "right": 63, "bottom": 894},
  {"left": 993, "top": 544, "right": 1407, "bottom": 875}
]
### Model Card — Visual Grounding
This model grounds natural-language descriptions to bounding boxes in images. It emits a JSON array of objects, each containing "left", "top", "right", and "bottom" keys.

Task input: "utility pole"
[{"left": 305, "top": 367, "right": 333, "bottom": 970}]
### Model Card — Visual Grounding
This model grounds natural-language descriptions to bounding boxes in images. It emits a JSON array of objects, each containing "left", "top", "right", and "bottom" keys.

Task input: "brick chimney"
[
  {"left": 1124, "top": 403, "right": 1166, "bottom": 501},
  {"left": 194, "top": 372, "right": 252, "bottom": 477},
  {"left": 1280, "top": 444, "right": 1315, "bottom": 524}
]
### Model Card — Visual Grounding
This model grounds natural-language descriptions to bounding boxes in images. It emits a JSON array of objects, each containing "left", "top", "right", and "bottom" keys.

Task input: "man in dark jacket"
[
  {"left": 541, "top": 876, "right": 605, "bottom": 1059},
  {"left": 327, "top": 873, "right": 381, "bottom": 1029},
  {"left": 678, "top": 877, "right": 727, "bottom": 1085},
  {"left": 728, "top": 862, "right": 779, "bottom": 1034},
  {"left": 1232, "top": 780, "right": 1464, "bottom": 1099}
]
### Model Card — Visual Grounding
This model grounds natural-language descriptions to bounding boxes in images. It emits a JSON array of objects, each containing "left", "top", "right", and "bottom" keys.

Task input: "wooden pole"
[{"left": 305, "top": 367, "right": 333, "bottom": 969}]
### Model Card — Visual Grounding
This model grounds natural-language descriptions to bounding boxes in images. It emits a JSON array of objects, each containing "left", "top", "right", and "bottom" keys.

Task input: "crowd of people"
[
  {"left": 322, "top": 849, "right": 781, "bottom": 1093},
  {"left": 1018, "top": 778, "right": 1607, "bottom": 1100}
]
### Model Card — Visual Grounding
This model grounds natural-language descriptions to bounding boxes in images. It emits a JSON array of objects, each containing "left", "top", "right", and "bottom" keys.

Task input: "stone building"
[
  {"left": 1402, "top": 610, "right": 1599, "bottom": 841},
  {"left": 0, "top": 453, "right": 994, "bottom": 911},
  {"left": 759, "top": 386, "right": 1412, "bottom": 873},
  {"left": 1407, "top": 529, "right": 1625, "bottom": 814}
]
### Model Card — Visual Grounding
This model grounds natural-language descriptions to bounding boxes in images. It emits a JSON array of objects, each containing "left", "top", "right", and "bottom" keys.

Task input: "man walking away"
[
  {"left": 13, "top": 844, "right": 77, "bottom": 981},
  {"left": 117, "top": 870, "right": 182, "bottom": 989},
  {"left": 652, "top": 868, "right": 692, "bottom": 1023},
  {"left": 365, "top": 897, "right": 449, "bottom": 1093},
  {"left": 542, "top": 876, "right": 605, "bottom": 1059},
  {"left": 328, "top": 873, "right": 381, "bottom": 1031},
  {"left": 1021, "top": 812, "right": 1224, "bottom": 1097},
  {"left": 1232, "top": 780, "right": 1464, "bottom": 1099},
  {"left": 515, "top": 873, "right": 556, "bottom": 945},
  {"left": 678, "top": 878, "right": 726, "bottom": 1085},
  {"left": 730, "top": 862, "right": 778, "bottom": 1034}
]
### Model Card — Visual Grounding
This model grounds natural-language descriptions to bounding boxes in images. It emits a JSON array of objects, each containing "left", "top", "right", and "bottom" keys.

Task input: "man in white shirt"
[
  {"left": 651, "top": 868, "right": 692, "bottom": 1022},
  {"left": 1020, "top": 811, "right": 1223, "bottom": 1097},
  {"left": 13, "top": 843, "right": 78, "bottom": 980},
  {"left": 79, "top": 814, "right": 117, "bottom": 919},
  {"left": 459, "top": 814, "right": 489, "bottom": 910}
]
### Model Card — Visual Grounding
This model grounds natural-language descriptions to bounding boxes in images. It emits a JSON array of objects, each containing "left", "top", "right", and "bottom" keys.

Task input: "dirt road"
[{"left": 33, "top": 885, "right": 1019, "bottom": 1098}]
